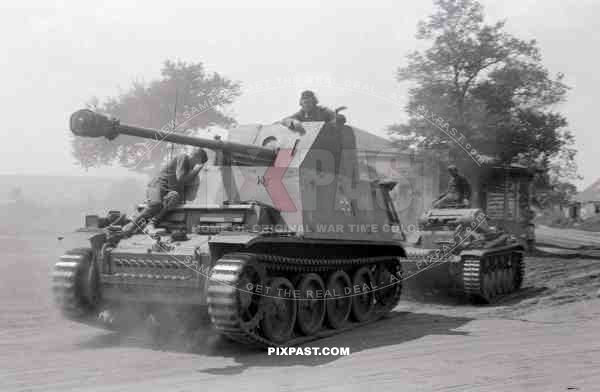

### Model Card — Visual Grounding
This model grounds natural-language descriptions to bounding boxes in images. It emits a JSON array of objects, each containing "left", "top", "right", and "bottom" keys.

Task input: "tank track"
[
  {"left": 462, "top": 249, "right": 525, "bottom": 303},
  {"left": 208, "top": 252, "right": 403, "bottom": 347},
  {"left": 52, "top": 249, "right": 92, "bottom": 319}
]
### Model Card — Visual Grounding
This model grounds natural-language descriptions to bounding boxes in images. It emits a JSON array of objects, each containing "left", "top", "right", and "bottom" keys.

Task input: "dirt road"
[
  {"left": 1, "top": 233, "right": 599, "bottom": 392},
  {"left": 536, "top": 225, "right": 600, "bottom": 249}
]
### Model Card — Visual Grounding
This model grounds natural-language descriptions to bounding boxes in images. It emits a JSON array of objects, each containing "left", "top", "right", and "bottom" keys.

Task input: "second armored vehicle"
[
  {"left": 399, "top": 164, "right": 534, "bottom": 303},
  {"left": 400, "top": 206, "right": 525, "bottom": 303}
]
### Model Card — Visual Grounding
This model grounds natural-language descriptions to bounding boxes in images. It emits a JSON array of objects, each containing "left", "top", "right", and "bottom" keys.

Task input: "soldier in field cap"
[{"left": 281, "top": 90, "right": 337, "bottom": 133}]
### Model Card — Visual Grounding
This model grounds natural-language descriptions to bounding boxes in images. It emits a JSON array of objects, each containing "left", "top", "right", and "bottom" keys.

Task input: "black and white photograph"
[{"left": 1, "top": 1, "right": 598, "bottom": 391}]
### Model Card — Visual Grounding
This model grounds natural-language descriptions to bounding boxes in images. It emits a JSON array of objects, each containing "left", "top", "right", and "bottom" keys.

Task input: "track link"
[{"left": 207, "top": 252, "right": 403, "bottom": 347}]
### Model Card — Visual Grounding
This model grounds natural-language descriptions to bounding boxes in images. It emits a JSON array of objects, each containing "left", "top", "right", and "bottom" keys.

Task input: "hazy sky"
[{"left": 0, "top": 0, "right": 598, "bottom": 189}]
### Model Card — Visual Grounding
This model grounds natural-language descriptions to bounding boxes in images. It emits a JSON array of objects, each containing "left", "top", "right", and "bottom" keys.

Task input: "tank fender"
[
  {"left": 57, "top": 230, "right": 106, "bottom": 253},
  {"left": 459, "top": 243, "right": 524, "bottom": 258},
  {"left": 208, "top": 232, "right": 263, "bottom": 246}
]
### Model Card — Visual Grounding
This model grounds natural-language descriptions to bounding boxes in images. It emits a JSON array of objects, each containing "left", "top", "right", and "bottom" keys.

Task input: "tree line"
[{"left": 72, "top": 0, "right": 577, "bottom": 206}]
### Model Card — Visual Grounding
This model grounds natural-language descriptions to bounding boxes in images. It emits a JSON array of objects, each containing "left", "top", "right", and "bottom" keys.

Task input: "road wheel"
[
  {"left": 502, "top": 267, "right": 511, "bottom": 294},
  {"left": 236, "top": 262, "right": 265, "bottom": 329},
  {"left": 295, "top": 273, "right": 326, "bottom": 336},
  {"left": 513, "top": 253, "right": 525, "bottom": 289},
  {"left": 481, "top": 268, "right": 495, "bottom": 302},
  {"left": 260, "top": 277, "right": 297, "bottom": 344},
  {"left": 325, "top": 270, "right": 352, "bottom": 329},
  {"left": 351, "top": 267, "right": 375, "bottom": 322},
  {"left": 493, "top": 269, "right": 502, "bottom": 295},
  {"left": 506, "top": 267, "right": 515, "bottom": 293}
]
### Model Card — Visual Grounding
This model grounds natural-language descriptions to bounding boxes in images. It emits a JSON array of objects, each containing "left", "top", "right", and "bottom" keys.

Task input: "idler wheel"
[
  {"left": 260, "top": 277, "right": 297, "bottom": 344},
  {"left": 68, "top": 248, "right": 101, "bottom": 309},
  {"left": 325, "top": 270, "right": 352, "bottom": 329},
  {"left": 52, "top": 248, "right": 101, "bottom": 319},
  {"left": 295, "top": 273, "right": 326, "bottom": 336},
  {"left": 351, "top": 267, "right": 375, "bottom": 322}
]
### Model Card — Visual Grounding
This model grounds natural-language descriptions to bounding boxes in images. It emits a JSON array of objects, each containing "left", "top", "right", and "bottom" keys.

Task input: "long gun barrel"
[{"left": 70, "top": 109, "right": 277, "bottom": 165}]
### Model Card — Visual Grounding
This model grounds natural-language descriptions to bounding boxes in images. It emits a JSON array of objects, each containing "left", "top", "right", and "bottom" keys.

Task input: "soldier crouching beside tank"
[
  {"left": 433, "top": 164, "right": 472, "bottom": 208},
  {"left": 121, "top": 147, "right": 208, "bottom": 235}
]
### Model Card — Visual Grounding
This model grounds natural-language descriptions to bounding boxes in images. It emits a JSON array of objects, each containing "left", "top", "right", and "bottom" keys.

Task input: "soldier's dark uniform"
[
  {"left": 288, "top": 105, "right": 336, "bottom": 122},
  {"left": 281, "top": 91, "right": 338, "bottom": 132},
  {"left": 147, "top": 153, "right": 202, "bottom": 203},
  {"left": 434, "top": 167, "right": 472, "bottom": 208},
  {"left": 123, "top": 150, "right": 207, "bottom": 234}
]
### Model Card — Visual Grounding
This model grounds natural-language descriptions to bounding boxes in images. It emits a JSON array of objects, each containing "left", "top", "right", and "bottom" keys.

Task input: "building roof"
[
  {"left": 351, "top": 126, "right": 395, "bottom": 151},
  {"left": 575, "top": 178, "right": 600, "bottom": 203}
]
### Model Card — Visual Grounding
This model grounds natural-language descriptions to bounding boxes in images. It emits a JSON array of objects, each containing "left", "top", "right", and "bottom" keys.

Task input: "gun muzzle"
[{"left": 70, "top": 109, "right": 117, "bottom": 138}]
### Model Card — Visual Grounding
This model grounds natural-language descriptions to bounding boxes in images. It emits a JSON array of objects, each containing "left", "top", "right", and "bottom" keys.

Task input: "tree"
[
  {"left": 535, "top": 180, "right": 578, "bottom": 209},
  {"left": 389, "top": 0, "right": 575, "bottom": 184},
  {"left": 9, "top": 187, "right": 24, "bottom": 204},
  {"left": 71, "top": 60, "right": 241, "bottom": 172}
]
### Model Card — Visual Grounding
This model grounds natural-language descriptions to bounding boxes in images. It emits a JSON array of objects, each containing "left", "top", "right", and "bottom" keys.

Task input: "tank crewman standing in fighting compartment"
[
  {"left": 281, "top": 90, "right": 338, "bottom": 133},
  {"left": 122, "top": 147, "right": 208, "bottom": 235},
  {"left": 433, "top": 164, "right": 472, "bottom": 208}
]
